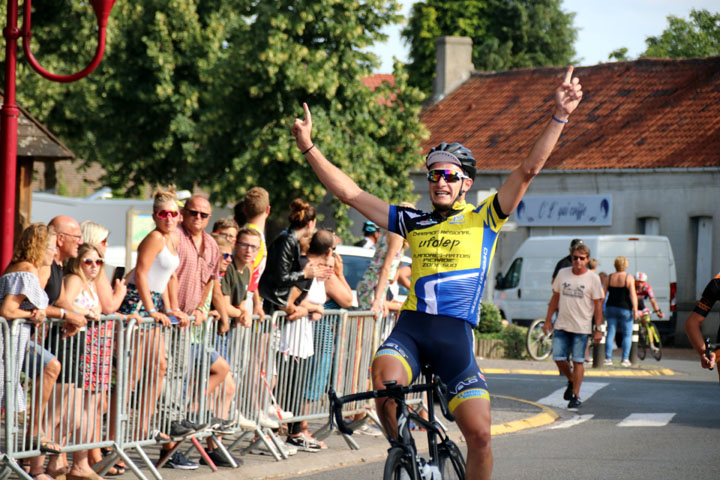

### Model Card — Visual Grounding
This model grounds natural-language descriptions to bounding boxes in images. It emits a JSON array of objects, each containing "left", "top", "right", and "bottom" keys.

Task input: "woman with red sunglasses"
[{"left": 116, "top": 187, "right": 188, "bottom": 442}]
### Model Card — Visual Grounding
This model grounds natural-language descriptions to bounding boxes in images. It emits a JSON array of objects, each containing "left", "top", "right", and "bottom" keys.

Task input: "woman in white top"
[{"left": 117, "top": 187, "right": 188, "bottom": 442}]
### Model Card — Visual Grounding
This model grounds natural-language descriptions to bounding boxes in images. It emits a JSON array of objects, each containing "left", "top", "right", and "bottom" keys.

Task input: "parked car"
[
  {"left": 493, "top": 235, "right": 677, "bottom": 334},
  {"left": 335, "top": 244, "right": 410, "bottom": 308}
]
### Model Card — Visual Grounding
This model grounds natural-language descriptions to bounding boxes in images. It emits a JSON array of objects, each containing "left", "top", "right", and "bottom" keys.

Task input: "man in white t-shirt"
[{"left": 543, "top": 243, "right": 603, "bottom": 409}]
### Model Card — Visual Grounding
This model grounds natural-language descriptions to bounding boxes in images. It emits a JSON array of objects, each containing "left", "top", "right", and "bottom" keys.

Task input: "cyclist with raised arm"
[
  {"left": 685, "top": 273, "right": 720, "bottom": 371},
  {"left": 635, "top": 272, "right": 665, "bottom": 322},
  {"left": 292, "top": 67, "right": 583, "bottom": 480}
]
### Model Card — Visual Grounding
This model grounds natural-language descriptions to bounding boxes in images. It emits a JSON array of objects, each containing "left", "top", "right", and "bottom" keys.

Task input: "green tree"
[
  {"left": 1, "top": 1, "right": 427, "bottom": 236},
  {"left": 402, "top": 0, "right": 577, "bottom": 93},
  {"left": 195, "top": 0, "right": 427, "bottom": 236},
  {"left": 642, "top": 8, "right": 720, "bottom": 58},
  {"left": 608, "top": 47, "right": 629, "bottom": 62}
]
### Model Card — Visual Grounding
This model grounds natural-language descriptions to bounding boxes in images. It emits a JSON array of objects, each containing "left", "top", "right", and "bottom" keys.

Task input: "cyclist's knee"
[
  {"left": 371, "top": 355, "right": 409, "bottom": 389},
  {"left": 455, "top": 399, "right": 491, "bottom": 450}
]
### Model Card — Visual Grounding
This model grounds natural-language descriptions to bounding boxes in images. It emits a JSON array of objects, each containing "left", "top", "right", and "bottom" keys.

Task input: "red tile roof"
[
  {"left": 420, "top": 58, "right": 720, "bottom": 170},
  {"left": 361, "top": 74, "right": 395, "bottom": 90}
]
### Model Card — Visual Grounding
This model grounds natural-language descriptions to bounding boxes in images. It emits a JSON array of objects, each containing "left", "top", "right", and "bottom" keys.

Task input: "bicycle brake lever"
[
  {"left": 704, "top": 337, "right": 714, "bottom": 371},
  {"left": 433, "top": 376, "right": 456, "bottom": 422},
  {"left": 328, "top": 389, "right": 354, "bottom": 435}
]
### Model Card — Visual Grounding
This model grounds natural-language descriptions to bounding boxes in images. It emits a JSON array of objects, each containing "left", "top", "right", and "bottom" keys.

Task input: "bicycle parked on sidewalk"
[
  {"left": 329, "top": 368, "right": 466, "bottom": 480},
  {"left": 637, "top": 313, "right": 662, "bottom": 361}
]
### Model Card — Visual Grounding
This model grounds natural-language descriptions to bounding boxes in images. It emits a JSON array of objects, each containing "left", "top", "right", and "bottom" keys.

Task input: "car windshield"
[{"left": 339, "top": 254, "right": 372, "bottom": 290}]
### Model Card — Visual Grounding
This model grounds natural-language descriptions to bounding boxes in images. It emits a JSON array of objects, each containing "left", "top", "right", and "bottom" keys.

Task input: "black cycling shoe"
[{"left": 563, "top": 381, "right": 574, "bottom": 401}]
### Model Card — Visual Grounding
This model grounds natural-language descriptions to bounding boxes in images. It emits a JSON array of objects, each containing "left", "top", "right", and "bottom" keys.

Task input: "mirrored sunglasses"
[
  {"left": 427, "top": 169, "right": 467, "bottom": 183},
  {"left": 222, "top": 253, "right": 233, "bottom": 260},
  {"left": 156, "top": 209, "right": 179, "bottom": 219}
]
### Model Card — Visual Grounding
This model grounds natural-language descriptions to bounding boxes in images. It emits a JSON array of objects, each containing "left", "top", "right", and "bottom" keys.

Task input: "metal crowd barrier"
[{"left": 1, "top": 308, "right": 404, "bottom": 479}]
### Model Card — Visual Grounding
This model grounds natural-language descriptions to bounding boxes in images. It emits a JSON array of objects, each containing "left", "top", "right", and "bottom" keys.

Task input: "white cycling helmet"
[{"left": 636, "top": 271, "right": 647, "bottom": 282}]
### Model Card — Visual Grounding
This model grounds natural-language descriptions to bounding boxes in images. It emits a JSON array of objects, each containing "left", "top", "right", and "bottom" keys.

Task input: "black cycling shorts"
[{"left": 374, "top": 310, "right": 490, "bottom": 413}]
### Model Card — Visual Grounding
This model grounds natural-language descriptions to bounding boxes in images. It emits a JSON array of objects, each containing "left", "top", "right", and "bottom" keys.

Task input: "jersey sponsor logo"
[
  {"left": 449, "top": 375, "right": 479, "bottom": 395},
  {"left": 416, "top": 218, "right": 438, "bottom": 227},
  {"left": 448, "top": 214, "right": 465, "bottom": 225},
  {"left": 417, "top": 236, "right": 461, "bottom": 250}
]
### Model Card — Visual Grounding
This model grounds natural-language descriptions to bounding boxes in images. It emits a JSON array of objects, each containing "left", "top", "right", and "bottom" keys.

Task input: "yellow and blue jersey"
[{"left": 388, "top": 194, "right": 508, "bottom": 326}]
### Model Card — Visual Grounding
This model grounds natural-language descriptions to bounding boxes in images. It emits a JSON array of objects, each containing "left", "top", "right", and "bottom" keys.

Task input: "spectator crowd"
[{"left": 0, "top": 186, "right": 391, "bottom": 479}]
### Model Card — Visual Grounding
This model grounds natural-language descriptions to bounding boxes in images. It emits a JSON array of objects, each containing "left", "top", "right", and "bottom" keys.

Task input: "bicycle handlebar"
[{"left": 328, "top": 376, "right": 455, "bottom": 435}]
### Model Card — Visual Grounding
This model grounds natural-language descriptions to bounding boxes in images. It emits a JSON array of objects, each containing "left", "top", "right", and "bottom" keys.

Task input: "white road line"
[
  {"left": 618, "top": 413, "right": 676, "bottom": 427},
  {"left": 548, "top": 414, "right": 594, "bottom": 429},
  {"left": 537, "top": 381, "right": 609, "bottom": 409}
]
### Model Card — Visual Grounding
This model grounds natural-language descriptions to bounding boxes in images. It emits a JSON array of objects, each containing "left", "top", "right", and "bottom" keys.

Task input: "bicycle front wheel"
[
  {"left": 648, "top": 323, "right": 662, "bottom": 361},
  {"left": 438, "top": 441, "right": 466, "bottom": 479},
  {"left": 527, "top": 318, "right": 552, "bottom": 361},
  {"left": 384, "top": 446, "right": 417, "bottom": 480}
]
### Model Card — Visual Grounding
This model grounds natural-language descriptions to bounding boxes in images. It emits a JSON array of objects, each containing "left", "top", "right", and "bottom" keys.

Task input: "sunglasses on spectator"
[
  {"left": 427, "top": 169, "right": 467, "bottom": 183},
  {"left": 186, "top": 209, "right": 210, "bottom": 219},
  {"left": 156, "top": 209, "right": 179, "bottom": 219},
  {"left": 83, "top": 258, "right": 105, "bottom": 267},
  {"left": 236, "top": 242, "right": 260, "bottom": 252},
  {"left": 572, "top": 255, "right": 587, "bottom": 261},
  {"left": 222, "top": 253, "right": 233, "bottom": 260}
]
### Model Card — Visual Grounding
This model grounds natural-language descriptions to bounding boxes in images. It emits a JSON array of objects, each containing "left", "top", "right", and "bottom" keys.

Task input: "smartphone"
[
  {"left": 168, "top": 316, "right": 179, "bottom": 325},
  {"left": 111, "top": 266, "right": 126, "bottom": 286}
]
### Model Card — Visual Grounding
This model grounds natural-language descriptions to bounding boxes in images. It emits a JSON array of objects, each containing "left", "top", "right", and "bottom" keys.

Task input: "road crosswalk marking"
[
  {"left": 617, "top": 413, "right": 676, "bottom": 427},
  {"left": 537, "top": 381, "right": 609, "bottom": 408},
  {"left": 549, "top": 414, "right": 594, "bottom": 429}
]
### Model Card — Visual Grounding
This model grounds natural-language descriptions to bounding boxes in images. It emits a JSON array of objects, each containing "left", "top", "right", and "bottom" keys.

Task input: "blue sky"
[{"left": 369, "top": 0, "right": 719, "bottom": 72}]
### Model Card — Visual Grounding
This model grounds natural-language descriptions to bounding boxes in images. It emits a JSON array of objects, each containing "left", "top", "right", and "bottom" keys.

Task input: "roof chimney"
[{"left": 432, "top": 36, "right": 473, "bottom": 101}]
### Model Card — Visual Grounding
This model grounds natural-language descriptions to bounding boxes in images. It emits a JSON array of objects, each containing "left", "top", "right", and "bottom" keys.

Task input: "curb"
[
  {"left": 483, "top": 367, "right": 675, "bottom": 377},
  {"left": 490, "top": 394, "right": 559, "bottom": 435}
]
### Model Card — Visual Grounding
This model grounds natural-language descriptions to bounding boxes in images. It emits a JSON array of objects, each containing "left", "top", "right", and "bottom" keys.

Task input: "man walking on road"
[
  {"left": 543, "top": 242, "right": 604, "bottom": 409},
  {"left": 293, "top": 67, "right": 583, "bottom": 480}
]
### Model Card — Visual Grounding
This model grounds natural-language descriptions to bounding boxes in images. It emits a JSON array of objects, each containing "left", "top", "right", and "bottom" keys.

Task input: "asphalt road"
[{"left": 294, "top": 351, "right": 720, "bottom": 480}]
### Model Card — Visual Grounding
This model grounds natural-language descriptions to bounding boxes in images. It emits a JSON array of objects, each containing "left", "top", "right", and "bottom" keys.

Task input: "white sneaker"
[
  {"left": 621, "top": 359, "right": 632, "bottom": 367},
  {"left": 258, "top": 412, "right": 280, "bottom": 429},
  {"left": 249, "top": 438, "right": 297, "bottom": 456},
  {"left": 356, "top": 423, "right": 384, "bottom": 437},
  {"left": 236, "top": 413, "right": 257, "bottom": 430},
  {"left": 267, "top": 405, "right": 294, "bottom": 421},
  {"left": 603, "top": 358, "right": 613, "bottom": 366}
]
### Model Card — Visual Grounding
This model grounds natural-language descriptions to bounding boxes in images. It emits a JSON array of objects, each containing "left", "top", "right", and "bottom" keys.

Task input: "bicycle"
[
  {"left": 526, "top": 317, "right": 553, "bottom": 361},
  {"left": 329, "top": 368, "right": 466, "bottom": 480},
  {"left": 637, "top": 313, "right": 662, "bottom": 361}
]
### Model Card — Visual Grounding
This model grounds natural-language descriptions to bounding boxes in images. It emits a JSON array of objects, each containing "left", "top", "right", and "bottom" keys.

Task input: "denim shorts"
[
  {"left": 552, "top": 329, "right": 589, "bottom": 362},
  {"left": 23, "top": 340, "right": 56, "bottom": 377}
]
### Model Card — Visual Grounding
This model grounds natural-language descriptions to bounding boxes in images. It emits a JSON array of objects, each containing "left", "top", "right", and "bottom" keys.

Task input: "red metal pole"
[{"left": 0, "top": 0, "right": 20, "bottom": 272}]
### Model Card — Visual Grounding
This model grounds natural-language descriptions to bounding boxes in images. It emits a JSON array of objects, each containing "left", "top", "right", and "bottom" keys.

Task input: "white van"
[{"left": 493, "top": 235, "right": 677, "bottom": 333}]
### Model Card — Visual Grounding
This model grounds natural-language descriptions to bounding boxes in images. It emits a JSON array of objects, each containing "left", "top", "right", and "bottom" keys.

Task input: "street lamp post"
[{"left": 0, "top": 0, "right": 115, "bottom": 270}]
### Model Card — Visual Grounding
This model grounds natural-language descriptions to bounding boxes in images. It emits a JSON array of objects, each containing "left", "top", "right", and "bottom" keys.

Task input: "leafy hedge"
[{"left": 476, "top": 301, "right": 527, "bottom": 359}]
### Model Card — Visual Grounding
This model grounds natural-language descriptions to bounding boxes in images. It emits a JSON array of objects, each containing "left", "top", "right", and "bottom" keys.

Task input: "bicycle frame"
[{"left": 328, "top": 372, "right": 459, "bottom": 478}]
